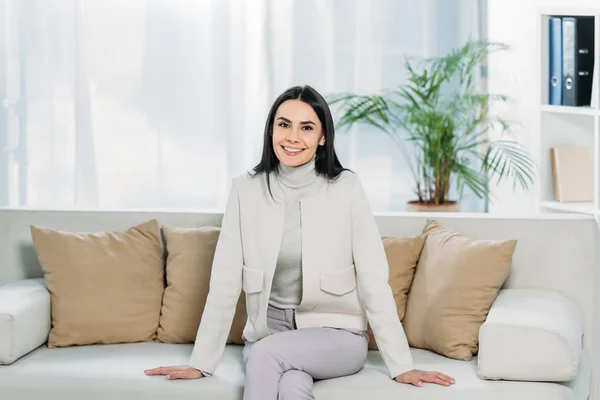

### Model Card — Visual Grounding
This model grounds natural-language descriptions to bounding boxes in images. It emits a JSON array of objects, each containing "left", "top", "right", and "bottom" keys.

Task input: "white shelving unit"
[{"left": 536, "top": 7, "right": 600, "bottom": 218}]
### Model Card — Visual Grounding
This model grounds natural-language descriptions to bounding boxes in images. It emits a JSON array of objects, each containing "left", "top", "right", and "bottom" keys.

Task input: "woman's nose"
[{"left": 286, "top": 128, "right": 301, "bottom": 142}]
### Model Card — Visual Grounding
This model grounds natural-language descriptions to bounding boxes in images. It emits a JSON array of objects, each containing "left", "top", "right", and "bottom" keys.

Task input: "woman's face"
[{"left": 272, "top": 99, "right": 325, "bottom": 168}]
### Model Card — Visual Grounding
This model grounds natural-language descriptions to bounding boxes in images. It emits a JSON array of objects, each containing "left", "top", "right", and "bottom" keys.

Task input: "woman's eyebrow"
[{"left": 276, "top": 116, "right": 315, "bottom": 125}]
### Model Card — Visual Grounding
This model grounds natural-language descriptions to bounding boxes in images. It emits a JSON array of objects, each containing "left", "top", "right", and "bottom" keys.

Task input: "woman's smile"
[{"left": 281, "top": 145, "right": 306, "bottom": 156}]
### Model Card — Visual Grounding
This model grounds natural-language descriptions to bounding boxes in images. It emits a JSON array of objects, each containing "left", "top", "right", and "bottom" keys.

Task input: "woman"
[{"left": 145, "top": 85, "right": 455, "bottom": 398}]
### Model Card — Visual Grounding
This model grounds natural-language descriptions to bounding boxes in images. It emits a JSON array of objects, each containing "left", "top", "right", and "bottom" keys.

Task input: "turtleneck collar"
[{"left": 277, "top": 155, "right": 318, "bottom": 189}]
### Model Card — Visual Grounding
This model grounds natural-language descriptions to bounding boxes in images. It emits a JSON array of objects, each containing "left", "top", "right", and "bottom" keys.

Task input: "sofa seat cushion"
[{"left": 0, "top": 343, "right": 589, "bottom": 400}]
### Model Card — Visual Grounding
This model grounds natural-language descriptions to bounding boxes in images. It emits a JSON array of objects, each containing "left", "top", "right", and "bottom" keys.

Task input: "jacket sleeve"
[
  {"left": 188, "top": 178, "right": 244, "bottom": 374},
  {"left": 350, "top": 176, "right": 414, "bottom": 379}
]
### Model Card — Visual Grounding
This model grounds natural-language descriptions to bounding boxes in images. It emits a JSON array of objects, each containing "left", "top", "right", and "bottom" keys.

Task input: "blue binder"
[{"left": 549, "top": 17, "right": 563, "bottom": 105}]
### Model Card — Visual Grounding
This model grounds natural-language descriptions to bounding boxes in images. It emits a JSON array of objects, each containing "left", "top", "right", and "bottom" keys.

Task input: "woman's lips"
[{"left": 281, "top": 145, "right": 305, "bottom": 156}]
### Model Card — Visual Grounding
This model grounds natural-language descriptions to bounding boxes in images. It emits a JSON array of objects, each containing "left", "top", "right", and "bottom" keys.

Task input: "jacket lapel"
[{"left": 258, "top": 172, "right": 285, "bottom": 284}]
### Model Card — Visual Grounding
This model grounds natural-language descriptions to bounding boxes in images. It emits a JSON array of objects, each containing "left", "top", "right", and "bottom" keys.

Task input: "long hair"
[{"left": 251, "top": 85, "right": 350, "bottom": 198}]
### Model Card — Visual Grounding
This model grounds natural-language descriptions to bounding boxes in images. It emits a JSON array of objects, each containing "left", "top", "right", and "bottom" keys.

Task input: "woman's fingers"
[
  {"left": 437, "top": 372, "right": 455, "bottom": 384},
  {"left": 165, "top": 371, "right": 185, "bottom": 380},
  {"left": 396, "top": 374, "right": 423, "bottom": 387},
  {"left": 144, "top": 365, "right": 191, "bottom": 376},
  {"left": 165, "top": 369, "right": 203, "bottom": 380},
  {"left": 423, "top": 375, "right": 450, "bottom": 386},
  {"left": 409, "top": 376, "right": 424, "bottom": 387},
  {"left": 395, "top": 370, "right": 454, "bottom": 387},
  {"left": 429, "top": 371, "right": 455, "bottom": 385},
  {"left": 418, "top": 371, "right": 455, "bottom": 386},
  {"left": 145, "top": 366, "right": 174, "bottom": 376}
]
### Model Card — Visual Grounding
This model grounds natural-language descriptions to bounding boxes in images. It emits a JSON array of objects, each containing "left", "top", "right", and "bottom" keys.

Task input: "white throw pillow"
[{"left": 478, "top": 289, "right": 583, "bottom": 382}]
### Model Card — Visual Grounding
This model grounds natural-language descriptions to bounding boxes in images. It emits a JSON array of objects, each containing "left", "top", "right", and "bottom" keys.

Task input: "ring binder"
[
  {"left": 561, "top": 16, "right": 594, "bottom": 106},
  {"left": 549, "top": 17, "right": 562, "bottom": 105}
]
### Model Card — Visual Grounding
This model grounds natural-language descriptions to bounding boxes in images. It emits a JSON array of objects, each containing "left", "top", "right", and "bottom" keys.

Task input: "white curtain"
[{"left": 0, "top": 0, "right": 482, "bottom": 211}]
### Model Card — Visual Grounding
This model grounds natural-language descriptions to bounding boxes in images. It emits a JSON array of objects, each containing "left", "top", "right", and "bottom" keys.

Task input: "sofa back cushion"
[
  {"left": 157, "top": 226, "right": 246, "bottom": 345},
  {"left": 403, "top": 220, "right": 516, "bottom": 361},
  {"left": 30, "top": 220, "right": 164, "bottom": 347},
  {"left": 367, "top": 235, "right": 425, "bottom": 350}
]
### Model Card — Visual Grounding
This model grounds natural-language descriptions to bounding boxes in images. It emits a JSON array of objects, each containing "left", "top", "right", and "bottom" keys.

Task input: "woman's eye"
[
  {"left": 301, "top": 126, "right": 313, "bottom": 131},
  {"left": 278, "top": 122, "right": 289, "bottom": 128}
]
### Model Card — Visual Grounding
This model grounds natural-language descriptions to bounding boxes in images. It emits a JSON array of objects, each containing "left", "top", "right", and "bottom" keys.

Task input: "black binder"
[{"left": 562, "top": 16, "right": 595, "bottom": 106}]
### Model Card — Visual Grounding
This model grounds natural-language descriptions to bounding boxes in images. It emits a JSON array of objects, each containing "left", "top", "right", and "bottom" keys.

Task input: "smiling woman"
[
  {"left": 273, "top": 100, "right": 326, "bottom": 167},
  {"left": 145, "top": 85, "right": 455, "bottom": 399}
]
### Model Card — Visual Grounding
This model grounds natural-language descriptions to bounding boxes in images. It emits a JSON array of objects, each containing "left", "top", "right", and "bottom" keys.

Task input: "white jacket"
[{"left": 189, "top": 170, "right": 414, "bottom": 378}]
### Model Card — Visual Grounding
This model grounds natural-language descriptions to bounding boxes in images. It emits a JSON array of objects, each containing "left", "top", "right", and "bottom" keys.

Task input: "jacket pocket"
[
  {"left": 242, "top": 266, "right": 264, "bottom": 326},
  {"left": 320, "top": 265, "right": 357, "bottom": 296}
]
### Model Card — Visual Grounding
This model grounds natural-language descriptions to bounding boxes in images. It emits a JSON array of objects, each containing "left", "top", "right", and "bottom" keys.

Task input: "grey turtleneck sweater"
[{"left": 269, "top": 156, "right": 319, "bottom": 309}]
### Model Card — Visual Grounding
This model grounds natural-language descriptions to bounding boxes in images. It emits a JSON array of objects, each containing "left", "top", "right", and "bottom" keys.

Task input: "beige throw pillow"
[
  {"left": 367, "top": 236, "right": 425, "bottom": 350},
  {"left": 158, "top": 226, "right": 247, "bottom": 345},
  {"left": 403, "top": 220, "right": 517, "bottom": 361},
  {"left": 30, "top": 220, "right": 164, "bottom": 348}
]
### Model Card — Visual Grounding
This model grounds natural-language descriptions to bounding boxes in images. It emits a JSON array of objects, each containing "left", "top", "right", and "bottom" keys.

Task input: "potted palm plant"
[{"left": 328, "top": 41, "right": 536, "bottom": 212}]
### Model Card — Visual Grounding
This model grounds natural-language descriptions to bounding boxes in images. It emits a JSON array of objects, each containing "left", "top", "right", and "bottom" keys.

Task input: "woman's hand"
[
  {"left": 395, "top": 369, "right": 455, "bottom": 387},
  {"left": 144, "top": 365, "right": 204, "bottom": 380}
]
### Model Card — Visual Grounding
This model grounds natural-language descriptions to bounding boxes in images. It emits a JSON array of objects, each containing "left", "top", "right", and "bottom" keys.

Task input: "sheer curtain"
[{"left": 0, "top": 0, "right": 482, "bottom": 211}]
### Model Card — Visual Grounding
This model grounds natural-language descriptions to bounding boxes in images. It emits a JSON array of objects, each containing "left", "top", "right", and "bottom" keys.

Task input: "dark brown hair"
[{"left": 250, "top": 85, "right": 350, "bottom": 196}]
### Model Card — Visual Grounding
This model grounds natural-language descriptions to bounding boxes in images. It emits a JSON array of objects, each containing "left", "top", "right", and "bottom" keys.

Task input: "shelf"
[
  {"left": 541, "top": 200, "right": 599, "bottom": 216},
  {"left": 533, "top": 10, "right": 600, "bottom": 218},
  {"left": 537, "top": 7, "right": 599, "bottom": 18},
  {"left": 540, "top": 105, "right": 600, "bottom": 116}
]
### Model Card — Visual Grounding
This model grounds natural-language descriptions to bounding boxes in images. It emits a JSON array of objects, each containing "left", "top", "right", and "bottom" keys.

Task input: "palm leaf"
[
  {"left": 482, "top": 140, "right": 536, "bottom": 189},
  {"left": 326, "top": 39, "right": 533, "bottom": 205},
  {"left": 454, "top": 162, "right": 489, "bottom": 198}
]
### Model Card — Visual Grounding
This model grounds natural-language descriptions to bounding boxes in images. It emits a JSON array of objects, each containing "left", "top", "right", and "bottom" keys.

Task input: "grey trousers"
[{"left": 242, "top": 305, "right": 369, "bottom": 400}]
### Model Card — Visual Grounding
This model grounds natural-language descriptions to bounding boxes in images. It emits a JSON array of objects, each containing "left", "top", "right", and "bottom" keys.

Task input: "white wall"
[{"left": 487, "top": 0, "right": 599, "bottom": 214}]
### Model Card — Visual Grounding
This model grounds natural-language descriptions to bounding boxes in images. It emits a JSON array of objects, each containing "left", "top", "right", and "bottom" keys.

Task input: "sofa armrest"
[
  {"left": 0, "top": 278, "right": 51, "bottom": 365},
  {"left": 478, "top": 288, "right": 582, "bottom": 382}
]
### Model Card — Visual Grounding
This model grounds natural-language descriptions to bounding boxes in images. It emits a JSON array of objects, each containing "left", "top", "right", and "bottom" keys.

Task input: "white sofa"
[{"left": 0, "top": 209, "right": 597, "bottom": 400}]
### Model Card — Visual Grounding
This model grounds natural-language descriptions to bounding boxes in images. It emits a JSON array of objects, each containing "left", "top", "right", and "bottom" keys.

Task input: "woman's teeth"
[{"left": 283, "top": 146, "right": 303, "bottom": 153}]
